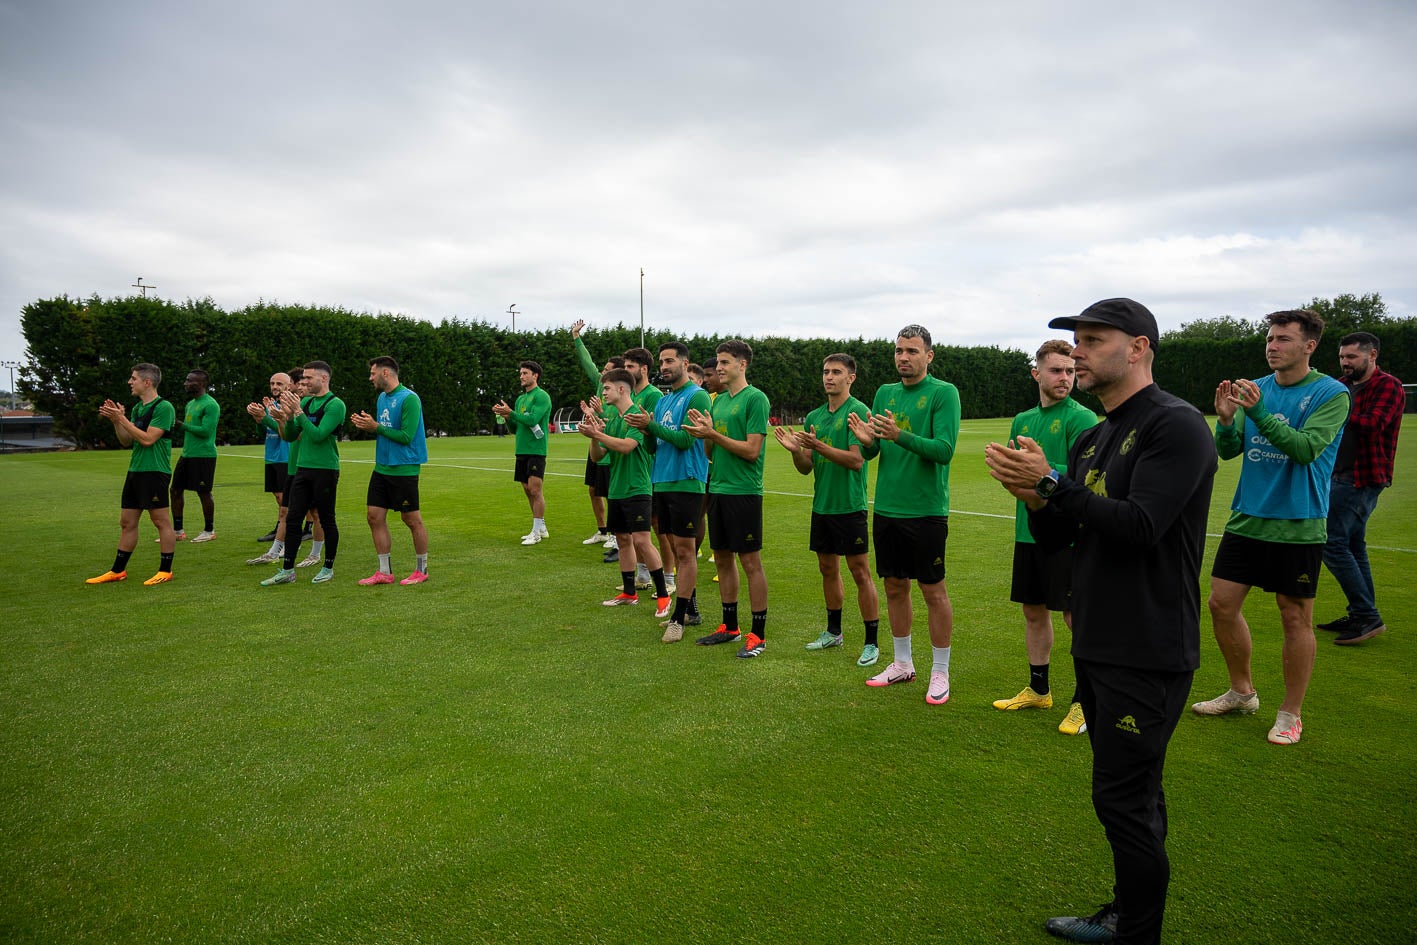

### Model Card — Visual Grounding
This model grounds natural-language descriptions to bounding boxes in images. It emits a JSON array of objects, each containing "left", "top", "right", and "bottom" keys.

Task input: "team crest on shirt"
[
  {"left": 1050, "top": 419, "right": 1061, "bottom": 434},
  {"left": 1119, "top": 429, "right": 1137, "bottom": 454},
  {"left": 916, "top": 395, "right": 927, "bottom": 410}
]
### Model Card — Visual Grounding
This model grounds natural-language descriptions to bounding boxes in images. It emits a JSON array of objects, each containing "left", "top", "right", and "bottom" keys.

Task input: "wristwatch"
[{"left": 1035, "top": 469, "right": 1061, "bottom": 499}]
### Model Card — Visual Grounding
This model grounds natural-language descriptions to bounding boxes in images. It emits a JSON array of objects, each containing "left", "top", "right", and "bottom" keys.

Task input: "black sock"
[
  {"left": 173, "top": 517, "right": 183, "bottom": 532},
  {"left": 1030, "top": 663, "right": 1050, "bottom": 695},
  {"left": 622, "top": 571, "right": 636, "bottom": 597},
  {"left": 827, "top": 608, "right": 843, "bottom": 635},
  {"left": 722, "top": 601, "right": 738, "bottom": 632},
  {"left": 159, "top": 552, "right": 174, "bottom": 572},
  {"left": 689, "top": 590, "right": 700, "bottom": 617},
  {"left": 598, "top": 526, "right": 609, "bottom": 535},
  {"left": 204, "top": 517, "right": 214, "bottom": 532},
  {"left": 673, "top": 597, "right": 690, "bottom": 624},
  {"left": 751, "top": 609, "right": 767, "bottom": 640},
  {"left": 650, "top": 568, "right": 668, "bottom": 598},
  {"left": 864, "top": 618, "right": 879, "bottom": 646},
  {"left": 112, "top": 549, "right": 133, "bottom": 573}
]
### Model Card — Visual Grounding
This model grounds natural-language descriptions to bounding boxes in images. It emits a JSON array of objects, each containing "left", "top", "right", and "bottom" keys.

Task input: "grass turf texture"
[{"left": 3, "top": 420, "right": 1414, "bottom": 944}]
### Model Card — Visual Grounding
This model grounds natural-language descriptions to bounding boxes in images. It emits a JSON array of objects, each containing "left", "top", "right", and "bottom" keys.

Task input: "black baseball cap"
[{"left": 1049, "top": 298, "right": 1160, "bottom": 351}]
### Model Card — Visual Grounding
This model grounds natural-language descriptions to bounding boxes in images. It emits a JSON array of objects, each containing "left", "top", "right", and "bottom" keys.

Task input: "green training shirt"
[
  {"left": 507, "top": 387, "right": 552, "bottom": 457},
  {"left": 574, "top": 337, "right": 616, "bottom": 467},
  {"left": 861, "top": 374, "right": 960, "bottom": 518},
  {"left": 803, "top": 395, "right": 871, "bottom": 515},
  {"left": 128, "top": 398, "right": 175, "bottom": 474},
  {"left": 604, "top": 410, "right": 652, "bottom": 500},
  {"left": 708, "top": 384, "right": 770, "bottom": 496},
  {"left": 1009, "top": 397, "right": 1099, "bottom": 543},
  {"left": 178, "top": 392, "right": 220, "bottom": 459},
  {"left": 284, "top": 392, "right": 346, "bottom": 470}
]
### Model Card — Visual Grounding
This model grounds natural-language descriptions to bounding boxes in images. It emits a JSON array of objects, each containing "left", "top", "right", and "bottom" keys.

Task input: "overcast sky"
[{"left": 3, "top": 0, "right": 1415, "bottom": 377}]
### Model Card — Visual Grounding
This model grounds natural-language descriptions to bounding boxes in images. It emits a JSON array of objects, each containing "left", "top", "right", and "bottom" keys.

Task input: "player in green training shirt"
[
  {"left": 87, "top": 362, "right": 179, "bottom": 586},
  {"left": 773, "top": 353, "right": 881, "bottom": 666},
  {"left": 168, "top": 368, "right": 220, "bottom": 542},
  {"left": 992, "top": 340, "right": 1098, "bottom": 734},
  {"left": 685, "top": 339, "right": 771, "bottom": 658},
  {"left": 261, "top": 360, "right": 346, "bottom": 586},
  {"left": 494, "top": 360, "right": 553, "bottom": 545},
  {"left": 570, "top": 319, "right": 626, "bottom": 552},
  {"left": 578, "top": 368, "right": 672, "bottom": 615},
  {"left": 351, "top": 355, "right": 431, "bottom": 586},
  {"left": 849, "top": 325, "right": 961, "bottom": 705}
]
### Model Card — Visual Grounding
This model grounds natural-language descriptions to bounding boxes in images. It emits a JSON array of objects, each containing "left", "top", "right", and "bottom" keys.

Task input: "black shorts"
[
  {"left": 1211, "top": 532, "right": 1323, "bottom": 599},
  {"left": 654, "top": 491, "right": 704, "bottom": 539},
  {"left": 515, "top": 454, "right": 546, "bottom": 483},
  {"left": 1010, "top": 542, "right": 1074, "bottom": 611},
  {"left": 366, "top": 471, "right": 421, "bottom": 512},
  {"left": 608, "top": 495, "right": 654, "bottom": 534},
  {"left": 121, "top": 471, "right": 171, "bottom": 511},
  {"left": 584, "top": 456, "right": 610, "bottom": 494},
  {"left": 171, "top": 456, "right": 216, "bottom": 493},
  {"left": 264, "top": 463, "right": 290, "bottom": 495},
  {"left": 873, "top": 514, "right": 948, "bottom": 584},
  {"left": 707, "top": 493, "right": 763, "bottom": 554},
  {"left": 810, "top": 510, "right": 870, "bottom": 557}
]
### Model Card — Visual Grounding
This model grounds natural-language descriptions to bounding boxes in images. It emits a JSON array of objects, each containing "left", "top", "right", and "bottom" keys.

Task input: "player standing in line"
[
  {"left": 623, "top": 346, "right": 668, "bottom": 589},
  {"left": 993, "top": 340, "right": 1099, "bottom": 734},
  {"left": 245, "top": 371, "right": 292, "bottom": 544},
  {"left": 685, "top": 340, "right": 771, "bottom": 658},
  {"left": 773, "top": 353, "right": 881, "bottom": 666},
  {"left": 168, "top": 369, "right": 220, "bottom": 542},
  {"left": 88, "top": 363, "right": 179, "bottom": 586},
  {"left": 579, "top": 368, "right": 671, "bottom": 615},
  {"left": 261, "top": 360, "right": 346, "bottom": 586},
  {"left": 848, "top": 325, "right": 960, "bottom": 704},
  {"left": 1193, "top": 309, "right": 1349, "bottom": 745},
  {"left": 493, "top": 361, "right": 553, "bottom": 545},
  {"left": 625, "top": 341, "right": 710, "bottom": 642},
  {"left": 571, "top": 319, "right": 625, "bottom": 553},
  {"left": 351, "top": 356, "right": 431, "bottom": 586}
]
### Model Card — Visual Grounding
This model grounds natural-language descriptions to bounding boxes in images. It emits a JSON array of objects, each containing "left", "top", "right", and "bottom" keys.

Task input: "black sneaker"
[
  {"left": 1045, "top": 902, "right": 1118, "bottom": 943},
  {"left": 684, "top": 613, "right": 703, "bottom": 626},
  {"left": 300, "top": 526, "right": 314, "bottom": 541},
  {"left": 1335, "top": 615, "right": 1386, "bottom": 646},
  {"left": 1316, "top": 614, "right": 1353, "bottom": 632},
  {"left": 603, "top": 548, "right": 620, "bottom": 563},
  {"left": 257, "top": 529, "right": 278, "bottom": 542},
  {"left": 695, "top": 626, "right": 742, "bottom": 646}
]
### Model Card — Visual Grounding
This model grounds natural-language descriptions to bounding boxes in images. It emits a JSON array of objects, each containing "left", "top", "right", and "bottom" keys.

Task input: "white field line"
[{"left": 218, "top": 450, "right": 1417, "bottom": 554}]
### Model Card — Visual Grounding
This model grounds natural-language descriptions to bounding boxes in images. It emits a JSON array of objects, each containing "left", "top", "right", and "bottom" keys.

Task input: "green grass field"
[{"left": 3, "top": 420, "right": 1414, "bottom": 944}]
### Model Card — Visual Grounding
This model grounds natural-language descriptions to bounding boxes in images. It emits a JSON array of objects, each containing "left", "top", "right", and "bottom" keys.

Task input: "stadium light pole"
[
  {"left": 507, "top": 304, "right": 517, "bottom": 333},
  {"left": 639, "top": 268, "right": 644, "bottom": 349}
]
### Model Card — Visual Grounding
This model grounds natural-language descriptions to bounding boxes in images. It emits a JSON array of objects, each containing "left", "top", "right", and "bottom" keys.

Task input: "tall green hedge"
[{"left": 19, "top": 295, "right": 1416, "bottom": 449}]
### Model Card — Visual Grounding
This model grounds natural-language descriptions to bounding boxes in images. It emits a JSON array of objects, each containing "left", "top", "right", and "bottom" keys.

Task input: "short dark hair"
[
  {"left": 304, "top": 360, "right": 332, "bottom": 376},
  {"left": 186, "top": 368, "right": 210, "bottom": 385},
  {"left": 132, "top": 363, "right": 162, "bottom": 386},
  {"left": 1036, "top": 339, "right": 1074, "bottom": 363},
  {"left": 659, "top": 341, "right": 689, "bottom": 360},
  {"left": 622, "top": 347, "right": 654, "bottom": 370},
  {"left": 823, "top": 353, "right": 856, "bottom": 373},
  {"left": 287, "top": 367, "right": 304, "bottom": 384},
  {"left": 716, "top": 339, "right": 753, "bottom": 364},
  {"left": 898, "top": 325, "right": 933, "bottom": 348},
  {"left": 600, "top": 368, "right": 635, "bottom": 389},
  {"left": 1340, "top": 331, "right": 1380, "bottom": 353},
  {"left": 519, "top": 360, "right": 543, "bottom": 378},
  {"left": 1266, "top": 309, "right": 1325, "bottom": 344},
  {"left": 605, "top": 356, "right": 626, "bottom": 370},
  {"left": 687, "top": 363, "right": 704, "bottom": 380},
  {"left": 369, "top": 355, "right": 400, "bottom": 374},
  {"left": 703, "top": 356, "right": 718, "bottom": 370}
]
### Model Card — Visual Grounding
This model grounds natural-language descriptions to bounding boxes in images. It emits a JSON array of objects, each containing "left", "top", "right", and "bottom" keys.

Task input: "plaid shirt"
[{"left": 1340, "top": 368, "right": 1404, "bottom": 488}]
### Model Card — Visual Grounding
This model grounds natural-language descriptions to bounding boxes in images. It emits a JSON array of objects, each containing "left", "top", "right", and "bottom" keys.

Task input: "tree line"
[{"left": 18, "top": 294, "right": 1413, "bottom": 449}]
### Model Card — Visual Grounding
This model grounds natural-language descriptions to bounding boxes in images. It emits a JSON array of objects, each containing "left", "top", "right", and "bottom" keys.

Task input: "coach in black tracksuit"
[{"left": 987, "top": 299, "right": 1216, "bottom": 945}]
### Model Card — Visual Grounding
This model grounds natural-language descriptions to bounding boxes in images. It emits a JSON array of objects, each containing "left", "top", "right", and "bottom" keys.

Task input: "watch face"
[{"left": 1036, "top": 474, "right": 1059, "bottom": 498}]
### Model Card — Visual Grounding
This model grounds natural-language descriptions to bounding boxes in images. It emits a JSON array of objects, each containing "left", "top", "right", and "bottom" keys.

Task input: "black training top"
[{"left": 1029, "top": 384, "right": 1217, "bottom": 673}]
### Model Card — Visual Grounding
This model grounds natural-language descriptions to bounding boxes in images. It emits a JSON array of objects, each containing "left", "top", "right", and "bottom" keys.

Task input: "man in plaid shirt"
[{"left": 1319, "top": 331, "right": 1405, "bottom": 645}]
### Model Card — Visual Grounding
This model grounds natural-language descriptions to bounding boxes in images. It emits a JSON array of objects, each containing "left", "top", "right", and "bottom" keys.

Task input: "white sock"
[
  {"left": 312, "top": 540, "right": 325, "bottom": 557},
  {"left": 378, "top": 553, "right": 392, "bottom": 573},
  {"left": 533, "top": 517, "right": 546, "bottom": 533},
  {"left": 416, "top": 553, "right": 428, "bottom": 572},
  {"left": 932, "top": 645, "right": 952, "bottom": 675},
  {"left": 893, "top": 634, "right": 913, "bottom": 666},
  {"left": 270, "top": 540, "right": 284, "bottom": 554}
]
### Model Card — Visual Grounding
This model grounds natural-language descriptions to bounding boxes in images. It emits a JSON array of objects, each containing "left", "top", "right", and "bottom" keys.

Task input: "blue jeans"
[{"left": 1322, "top": 478, "right": 1386, "bottom": 620}]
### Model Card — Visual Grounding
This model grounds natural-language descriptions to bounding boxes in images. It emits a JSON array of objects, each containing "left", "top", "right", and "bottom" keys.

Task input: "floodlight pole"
[
  {"left": 639, "top": 268, "right": 645, "bottom": 349},
  {"left": 507, "top": 304, "right": 518, "bottom": 333},
  {"left": 131, "top": 277, "right": 156, "bottom": 297},
  {"left": 0, "top": 359, "right": 18, "bottom": 450}
]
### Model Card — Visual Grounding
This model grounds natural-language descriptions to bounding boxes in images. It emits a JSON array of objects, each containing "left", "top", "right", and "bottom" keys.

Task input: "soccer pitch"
[{"left": 3, "top": 419, "right": 1414, "bottom": 944}]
